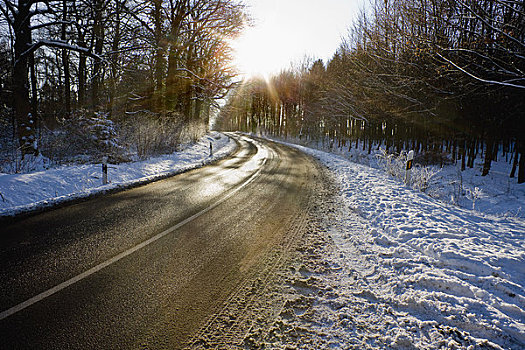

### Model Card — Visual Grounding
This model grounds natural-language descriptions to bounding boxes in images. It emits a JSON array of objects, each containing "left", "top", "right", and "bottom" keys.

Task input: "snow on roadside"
[
  {"left": 0, "top": 132, "right": 235, "bottom": 217},
  {"left": 275, "top": 141, "right": 525, "bottom": 349},
  {"left": 263, "top": 135, "right": 525, "bottom": 220}
]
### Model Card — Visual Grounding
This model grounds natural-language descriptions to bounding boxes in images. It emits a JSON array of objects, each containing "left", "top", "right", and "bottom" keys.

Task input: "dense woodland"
[
  {"left": 0, "top": 0, "right": 246, "bottom": 168},
  {"left": 218, "top": 0, "right": 525, "bottom": 183}
]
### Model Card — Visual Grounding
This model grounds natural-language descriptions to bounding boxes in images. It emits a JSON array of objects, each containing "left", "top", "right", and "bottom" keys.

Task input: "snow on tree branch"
[{"left": 17, "top": 39, "right": 101, "bottom": 65}]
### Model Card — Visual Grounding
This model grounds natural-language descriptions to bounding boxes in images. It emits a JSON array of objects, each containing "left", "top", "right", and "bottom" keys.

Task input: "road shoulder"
[{"left": 184, "top": 158, "right": 340, "bottom": 349}]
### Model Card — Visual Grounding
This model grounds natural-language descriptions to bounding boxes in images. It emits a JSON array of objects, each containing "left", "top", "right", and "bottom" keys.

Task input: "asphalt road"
[{"left": 0, "top": 134, "right": 321, "bottom": 349}]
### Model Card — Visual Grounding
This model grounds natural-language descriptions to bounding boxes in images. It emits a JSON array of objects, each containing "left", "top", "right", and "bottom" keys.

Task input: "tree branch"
[
  {"left": 436, "top": 52, "right": 525, "bottom": 89},
  {"left": 456, "top": 0, "right": 525, "bottom": 50},
  {"left": 17, "top": 39, "right": 102, "bottom": 65},
  {"left": 30, "top": 20, "right": 74, "bottom": 30}
]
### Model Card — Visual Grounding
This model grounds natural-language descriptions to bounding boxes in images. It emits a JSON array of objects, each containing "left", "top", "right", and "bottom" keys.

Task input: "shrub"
[
  {"left": 376, "top": 148, "right": 440, "bottom": 193},
  {"left": 119, "top": 112, "right": 185, "bottom": 159},
  {"left": 39, "top": 110, "right": 127, "bottom": 164}
]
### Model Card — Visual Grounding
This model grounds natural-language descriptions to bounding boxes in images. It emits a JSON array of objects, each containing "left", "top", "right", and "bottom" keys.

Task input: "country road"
[{"left": 0, "top": 134, "right": 327, "bottom": 349}]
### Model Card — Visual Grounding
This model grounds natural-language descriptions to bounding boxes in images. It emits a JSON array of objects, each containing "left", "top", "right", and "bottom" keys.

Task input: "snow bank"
[
  {"left": 0, "top": 132, "right": 235, "bottom": 217},
  {"left": 282, "top": 141, "right": 525, "bottom": 349},
  {"left": 265, "top": 135, "right": 525, "bottom": 219}
]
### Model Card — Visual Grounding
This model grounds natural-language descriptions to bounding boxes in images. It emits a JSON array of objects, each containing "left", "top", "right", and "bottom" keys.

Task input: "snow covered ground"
[
  {"left": 0, "top": 132, "right": 235, "bottom": 217},
  {"left": 267, "top": 140, "right": 525, "bottom": 349}
]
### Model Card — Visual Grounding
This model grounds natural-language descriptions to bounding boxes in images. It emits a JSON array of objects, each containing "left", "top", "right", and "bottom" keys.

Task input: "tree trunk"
[
  {"left": 467, "top": 139, "right": 475, "bottom": 168},
  {"left": 452, "top": 139, "right": 457, "bottom": 162},
  {"left": 510, "top": 143, "right": 518, "bottom": 178},
  {"left": 460, "top": 143, "right": 466, "bottom": 171},
  {"left": 75, "top": 0, "right": 87, "bottom": 109},
  {"left": 203, "top": 99, "right": 210, "bottom": 131},
  {"left": 91, "top": 0, "right": 104, "bottom": 109},
  {"left": 29, "top": 52, "right": 38, "bottom": 118},
  {"left": 518, "top": 142, "right": 525, "bottom": 184},
  {"left": 193, "top": 94, "right": 204, "bottom": 121},
  {"left": 109, "top": 0, "right": 122, "bottom": 115},
  {"left": 77, "top": 35, "right": 86, "bottom": 107},
  {"left": 13, "top": 0, "right": 37, "bottom": 158},
  {"left": 165, "top": 49, "right": 178, "bottom": 110},
  {"left": 153, "top": 0, "right": 164, "bottom": 112},
  {"left": 62, "top": 0, "right": 71, "bottom": 116},
  {"left": 482, "top": 138, "right": 494, "bottom": 176},
  {"left": 165, "top": 1, "right": 187, "bottom": 111}
]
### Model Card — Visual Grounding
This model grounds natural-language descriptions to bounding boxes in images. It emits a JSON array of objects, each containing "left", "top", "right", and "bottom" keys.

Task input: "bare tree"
[{"left": 1, "top": 0, "right": 99, "bottom": 158}]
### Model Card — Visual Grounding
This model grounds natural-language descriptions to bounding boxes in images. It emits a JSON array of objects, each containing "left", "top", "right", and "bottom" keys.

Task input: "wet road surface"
[{"left": 0, "top": 134, "right": 321, "bottom": 349}]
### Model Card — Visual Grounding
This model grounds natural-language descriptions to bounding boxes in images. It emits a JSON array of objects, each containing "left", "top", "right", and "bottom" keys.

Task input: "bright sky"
[{"left": 231, "top": 0, "right": 364, "bottom": 78}]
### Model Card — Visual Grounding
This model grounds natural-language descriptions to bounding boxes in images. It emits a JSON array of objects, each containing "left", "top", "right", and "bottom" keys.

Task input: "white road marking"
[{"left": 0, "top": 149, "right": 267, "bottom": 321}]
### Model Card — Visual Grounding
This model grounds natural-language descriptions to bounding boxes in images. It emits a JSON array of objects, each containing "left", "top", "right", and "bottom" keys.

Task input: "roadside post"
[
  {"left": 102, "top": 156, "right": 108, "bottom": 185},
  {"left": 405, "top": 150, "right": 414, "bottom": 185}
]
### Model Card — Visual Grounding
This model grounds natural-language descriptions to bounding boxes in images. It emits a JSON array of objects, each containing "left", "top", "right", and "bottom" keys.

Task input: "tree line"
[
  {"left": 218, "top": 0, "right": 525, "bottom": 183},
  {"left": 1, "top": 0, "right": 247, "bottom": 159}
]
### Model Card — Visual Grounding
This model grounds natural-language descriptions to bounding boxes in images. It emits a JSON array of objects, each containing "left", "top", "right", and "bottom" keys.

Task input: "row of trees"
[
  {"left": 1, "top": 0, "right": 247, "bottom": 158},
  {"left": 218, "top": 0, "right": 525, "bottom": 182}
]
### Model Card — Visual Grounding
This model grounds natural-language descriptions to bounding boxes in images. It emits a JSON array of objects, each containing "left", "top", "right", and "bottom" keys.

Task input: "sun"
[
  {"left": 231, "top": 27, "right": 284, "bottom": 80},
  {"left": 231, "top": 0, "right": 362, "bottom": 80},
  {"left": 231, "top": 10, "right": 304, "bottom": 80}
]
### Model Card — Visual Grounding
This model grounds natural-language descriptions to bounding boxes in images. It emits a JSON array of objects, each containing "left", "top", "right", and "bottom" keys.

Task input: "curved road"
[{"left": 0, "top": 134, "right": 322, "bottom": 349}]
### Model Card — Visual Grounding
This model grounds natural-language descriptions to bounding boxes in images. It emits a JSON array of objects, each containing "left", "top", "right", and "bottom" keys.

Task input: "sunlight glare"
[{"left": 231, "top": 0, "right": 363, "bottom": 79}]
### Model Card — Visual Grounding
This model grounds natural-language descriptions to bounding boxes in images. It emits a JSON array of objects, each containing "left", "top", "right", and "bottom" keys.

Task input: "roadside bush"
[
  {"left": 411, "top": 164, "right": 441, "bottom": 193},
  {"left": 179, "top": 119, "right": 207, "bottom": 144},
  {"left": 2, "top": 109, "right": 207, "bottom": 173},
  {"left": 0, "top": 113, "right": 55, "bottom": 173},
  {"left": 119, "top": 112, "right": 185, "bottom": 159},
  {"left": 376, "top": 149, "right": 407, "bottom": 179},
  {"left": 40, "top": 110, "right": 127, "bottom": 164},
  {"left": 376, "top": 148, "right": 440, "bottom": 193}
]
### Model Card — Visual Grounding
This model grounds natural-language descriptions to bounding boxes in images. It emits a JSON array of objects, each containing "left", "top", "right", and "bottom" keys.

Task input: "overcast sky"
[{"left": 231, "top": 0, "right": 365, "bottom": 78}]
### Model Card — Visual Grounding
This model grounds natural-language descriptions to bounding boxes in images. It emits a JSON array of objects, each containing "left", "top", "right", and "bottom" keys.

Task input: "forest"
[
  {"left": 218, "top": 0, "right": 525, "bottom": 183},
  {"left": 0, "top": 0, "right": 247, "bottom": 170}
]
